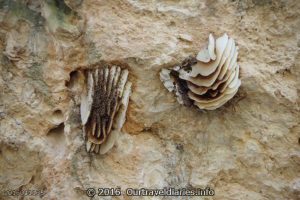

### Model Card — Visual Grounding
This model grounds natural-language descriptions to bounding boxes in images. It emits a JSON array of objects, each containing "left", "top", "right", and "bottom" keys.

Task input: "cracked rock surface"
[{"left": 0, "top": 0, "right": 299, "bottom": 199}]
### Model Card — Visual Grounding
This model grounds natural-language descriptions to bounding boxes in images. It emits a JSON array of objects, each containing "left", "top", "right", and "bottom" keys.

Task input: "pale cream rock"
[
  {"left": 0, "top": 0, "right": 299, "bottom": 200},
  {"left": 178, "top": 33, "right": 193, "bottom": 42}
]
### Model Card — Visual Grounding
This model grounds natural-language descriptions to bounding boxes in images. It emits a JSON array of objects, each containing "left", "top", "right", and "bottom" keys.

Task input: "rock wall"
[{"left": 0, "top": 0, "right": 299, "bottom": 199}]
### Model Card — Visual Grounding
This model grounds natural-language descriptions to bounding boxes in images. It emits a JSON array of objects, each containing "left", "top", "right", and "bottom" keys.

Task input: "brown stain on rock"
[{"left": 123, "top": 103, "right": 144, "bottom": 135}]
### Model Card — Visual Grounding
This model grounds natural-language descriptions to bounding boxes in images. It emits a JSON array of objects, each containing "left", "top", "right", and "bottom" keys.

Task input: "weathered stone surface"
[{"left": 0, "top": 0, "right": 299, "bottom": 199}]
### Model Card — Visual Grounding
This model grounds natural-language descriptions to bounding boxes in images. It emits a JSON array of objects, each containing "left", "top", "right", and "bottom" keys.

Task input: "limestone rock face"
[{"left": 0, "top": 0, "right": 299, "bottom": 200}]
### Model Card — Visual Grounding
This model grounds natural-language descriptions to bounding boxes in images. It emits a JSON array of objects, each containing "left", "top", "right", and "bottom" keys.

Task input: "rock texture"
[{"left": 0, "top": 0, "right": 299, "bottom": 199}]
